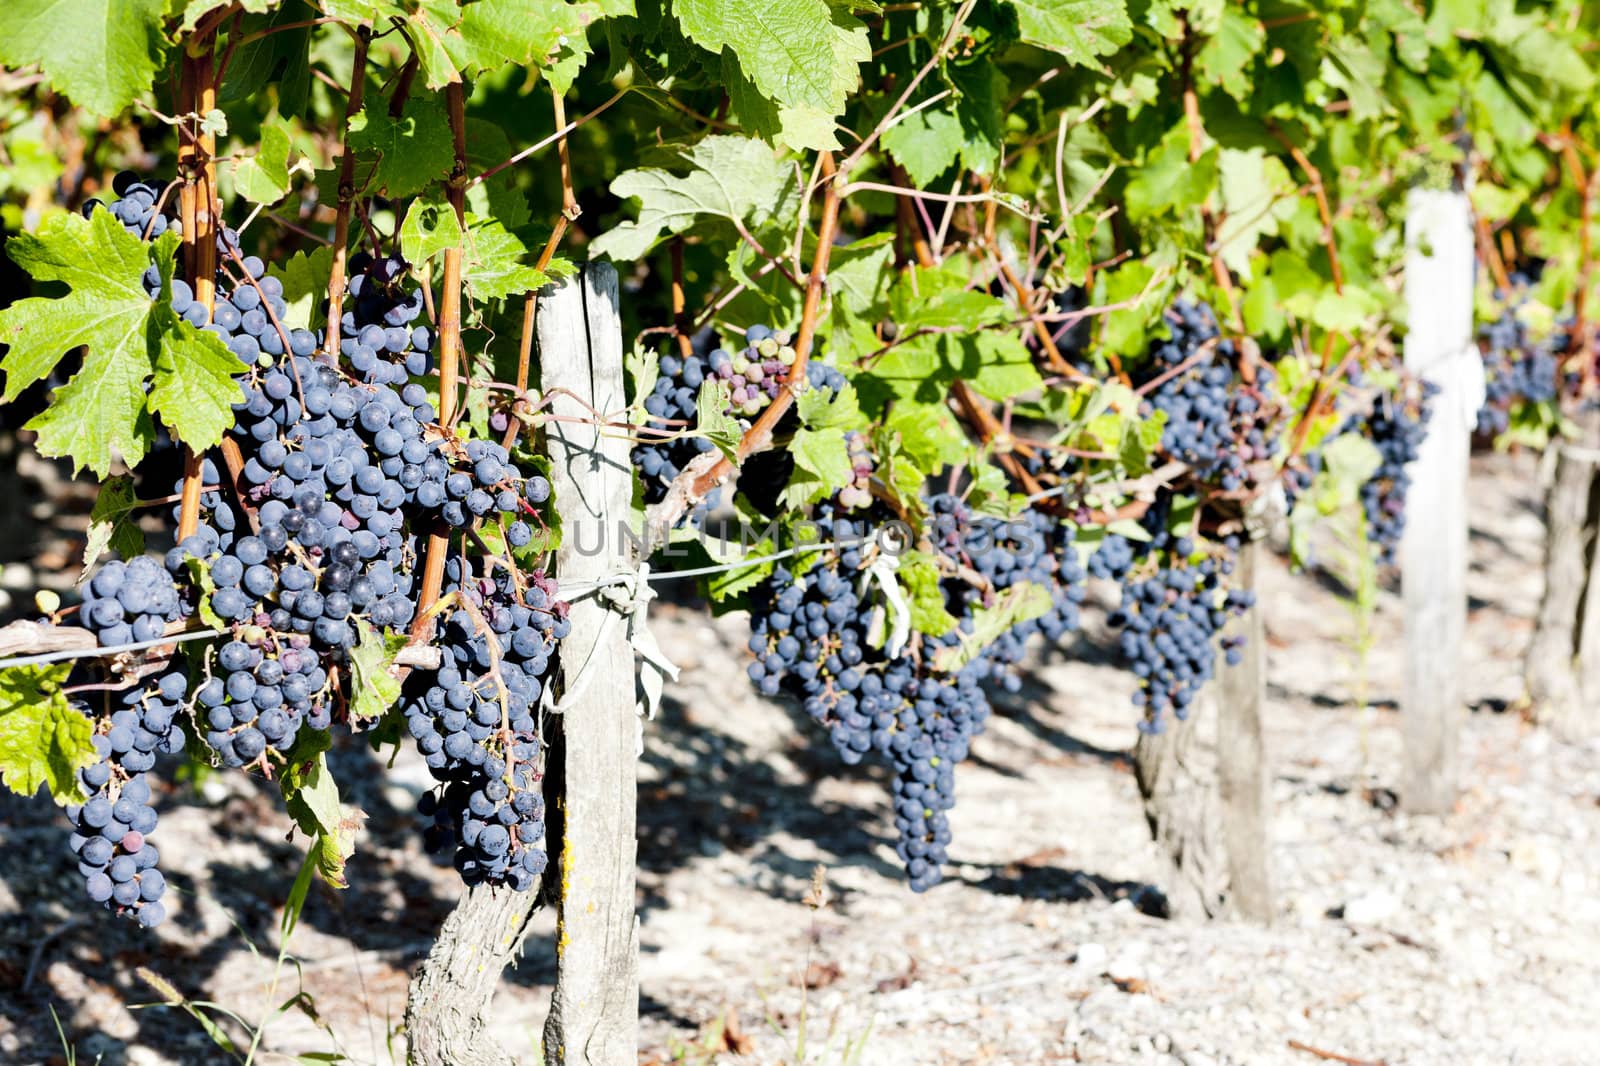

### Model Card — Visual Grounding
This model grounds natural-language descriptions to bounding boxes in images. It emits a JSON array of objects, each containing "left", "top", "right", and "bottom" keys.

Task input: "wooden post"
[
  {"left": 1133, "top": 696, "right": 1227, "bottom": 920},
  {"left": 1400, "top": 187, "right": 1476, "bottom": 815},
  {"left": 1215, "top": 537, "right": 1272, "bottom": 923},
  {"left": 1133, "top": 534, "right": 1272, "bottom": 922},
  {"left": 1528, "top": 412, "right": 1600, "bottom": 739},
  {"left": 539, "top": 262, "right": 639, "bottom": 1065},
  {"left": 404, "top": 265, "right": 636, "bottom": 1065}
]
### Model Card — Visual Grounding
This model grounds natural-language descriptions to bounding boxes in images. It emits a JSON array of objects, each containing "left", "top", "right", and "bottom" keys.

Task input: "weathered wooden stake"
[
  {"left": 1134, "top": 534, "right": 1272, "bottom": 922},
  {"left": 1215, "top": 537, "right": 1272, "bottom": 923},
  {"left": 1525, "top": 409, "right": 1600, "bottom": 737},
  {"left": 539, "top": 262, "right": 639, "bottom": 1065},
  {"left": 405, "top": 265, "right": 637, "bottom": 1065},
  {"left": 1400, "top": 187, "right": 1476, "bottom": 815}
]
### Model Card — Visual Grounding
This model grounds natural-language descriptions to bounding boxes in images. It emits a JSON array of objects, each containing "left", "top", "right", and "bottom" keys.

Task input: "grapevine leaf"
[
  {"left": 826, "top": 234, "right": 894, "bottom": 316},
  {"left": 220, "top": 1, "right": 316, "bottom": 116},
  {"left": 790, "top": 427, "right": 853, "bottom": 491},
  {"left": 408, "top": 0, "right": 601, "bottom": 89},
  {"left": 400, "top": 199, "right": 465, "bottom": 264},
  {"left": 180, "top": 0, "right": 275, "bottom": 32},
  {"left": 183, "top": 557, "right": 225, "bottom": 629},
  {"left": 1215, "top": 149, "right": 1298, "bottom": 278},
  {"left": 1196, "top": 9, "right": 1264, "bottom": 100},
  {"left": 279, "top": 740, "right": 360, "bottom": 888},
  {"left": 695, "top": 381, "right": 742, "bottom": 461},
  {"left": 317, "top": 0, "right": 407, "bottom": 25},
  {"left": 1125, "top": 125, "right": 1217, "bottom": 222},
  {"left": 461, "top": 214, "right": 548, "bottom": 302},
  {"left": 882, "top": 64, "right": 1003, "bottom": 187},
  {"left": 0, "top": 116, "right": 65, "bottom": 197},
  {"left": 899, "top": 551, "right": 958, "bottom": 636},
  {"left": 0, "top": 0, "right": 169, "bottom": 118},
  {"left": 347, "top": 623, "right": 404, "bottom": 721},
  {"left": 675, "top": 0, "right": 868, "bottom": 116},
  {"left": 232, "top": 118, "right": 294, "bottom": 205},
  {"left": 345, "top": 95, "right": 455, "bottom": 199},
  {"left": 0, "top": 214, "right": 238, "bottom": 475},
  {"left": 931, "top": 583, "right": 1053, "bottom": 673},
  {"left": 0, "top": 664, "right": 96, "bottom": 804},
  {"left": 268, "top": 246, "right": 334, "bottom": 331},
  {"left": 797, "top": 380, "right": 866, "bottom": 431},
  {"left": 1009, "top": 0, "right": 1132, "bottom": 70},
  {"left": 591, "top": 135, "right": 798, "bottom": 261},
  {"left": 962, "top": 333, "right": 1043, "bottom": 403},
  {"left": 82, "top": 474, "right": 144, "bottom": 580}
]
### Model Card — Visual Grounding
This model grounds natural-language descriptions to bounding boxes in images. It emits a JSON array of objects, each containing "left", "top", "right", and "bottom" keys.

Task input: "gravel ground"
[{"left": 2, "top": 450, "right": 1596, "bottom": 1066}]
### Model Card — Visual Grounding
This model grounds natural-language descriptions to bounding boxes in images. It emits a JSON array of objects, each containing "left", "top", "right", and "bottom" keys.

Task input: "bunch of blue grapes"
[
  {"left": 926, "top": 493, "right": 1087, "bottom": 692},
  {"left": 744, "top": 488, "right": 1087, "bottom": 891},
  {"left": 1086, "top": 498, "right": 1255, "bottom": 731},
  {"left": 1134, "top": 301, "right": 1279, "bottom": 493},
  {"left": 402, "top": 563, "right": 565, "bottom": 890},
  {"left": 1477, "top": 301, "right": 1560, "bottom": 436},
  {"left": 1339, "top": 385, "right": 1434, "bottom": 564},
  {"left": 64, "top": 662, "right": 189, "bottom": 927},
  {"left": 633, "top": 325, "right": 847, "bottom": 506},
  {"left": 80, "top": 556, "right": 188, "bottom": 646}
]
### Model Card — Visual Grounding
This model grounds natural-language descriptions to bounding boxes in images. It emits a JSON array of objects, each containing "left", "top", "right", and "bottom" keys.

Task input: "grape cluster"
[
  {"left": 65, "top": 663, "right": 189, "bottom": 927},
  {"left": 633, "top": 325, "right": 847, "bottom": 508},
  {"left": 1477, "top": 301, "right": 1559, "bottom": 437},
  {"left": 1340, "top": 386, "right": 1434, "bottom": 564},
  {"left": 1135, "top": 301, "right": 1279, "bottom": 493},
  {"left": 402, "top": 563, "right": 565, "bottom": 890},
  {"left": 56, "top": 173, "right": 565, "bottom": 926},
  {"left": 1087, "top": 499, "right": 1255, "bottom": 731},
  {"left": 745, "top": 492, "right": 1086, "bottom": 891},
  {"left": 80, "top": 557, "right": 188, "bottom": 646}
]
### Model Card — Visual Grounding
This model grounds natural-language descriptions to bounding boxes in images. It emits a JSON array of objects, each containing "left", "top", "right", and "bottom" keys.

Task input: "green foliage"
[
  {"left": 0, "top": 213, "right": 240, "bottom": 475},
  {"left": 0, "top": 665, "right": 97, "bottom": 804}
]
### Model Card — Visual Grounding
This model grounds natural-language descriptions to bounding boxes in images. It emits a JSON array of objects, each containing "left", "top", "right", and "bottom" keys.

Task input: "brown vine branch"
[
  {"left": 1269, "top": 123, "right": 1344, "bottom": 294},
  {"left": 176, "top": 30, "right": 222, "bottom": 542},
  {"left": 321, "top": 26, "right": 371, "bottom": 359},
  {"left": 409, "top": 81, "right": 469, "bottom": 647}
]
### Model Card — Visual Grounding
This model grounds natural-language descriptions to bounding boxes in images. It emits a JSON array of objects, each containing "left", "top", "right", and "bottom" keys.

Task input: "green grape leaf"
[
  {"left": 347, "top": 623, "right": 405, "bottom": 721},
  {"left": 932, "top": 582, "right": 1054, "bottom": 673},
  {"left": 408, "top": 0, "right": 601, "bottom": 89},
  {"left": 591, "top": 135, "right": 798, "bottom": 261},
  {"left": 827, "top": 234, "right": 894, "bottom": 316},
  {"left": 962, "top": 333, "right": 1043, "bottom": 403},
  {"left": 1009, "top": 0, "right": 1132, "bottom": 70},
  {"left": 882, "top": 64, "right": 1003, "bottom": 187},
  {"left": 82, "top": 474, "right": 144, "bottom": 580},
  {"left": 790, "top": 427, "right": 853, "bottom": 490},
  {"left": 183, "top": 556, "right": 225, "bottom": 629},
  {"left": 0, "top": 215, "right": 240, "bottom": 476},
  {"left": 0, "top": 0, "right": 169, "bottom": 118},
  {"left": 1125, "top": 125, "right": 1217, "bottom": 222},
  {"left": 899, "top": 550, "right": 958, "bottom": 636},
  {"left": 797, "top": 379, "right": 866, "bottom": 431},
  {"left": 400, "top": 199, "right": 465, "bottom": 264},
  {"left": 0, "top": 664, "right": 96, "bottom": 804},
  {"left": 279, "top": 739, "right": 360, "bottom": 888},
  {"left": 696, "top": 380, "right": 743, "bottom": 461},
  {"left": 1196, "top": 9, "right": 1264, "bottom": 100},
  {"left": 180, "top": 0, "right": 275, "bottom": 32},
  {"left": 461, "top": 213, "right": 549, "bottom": 302},
  {"left": 345, "top": 95, "right": 455, "bottom": 199},
  {"left": 268, "top": 245, "right": 334, "bottom": 331},
  {"left": 676, "top": 0, "right": 868, "bottom": 116},
  {"left": 220, "top": 2, "right": 316, "bottom": 116},
  {"left": 231, "top": 117, "right": 294, "bottom": 205},
  {"left": 1215, "top": 148, "right": 1298, "bottom": 278},
  {"left": 317, "top": 0, "right": 407, "bottom": 24}
]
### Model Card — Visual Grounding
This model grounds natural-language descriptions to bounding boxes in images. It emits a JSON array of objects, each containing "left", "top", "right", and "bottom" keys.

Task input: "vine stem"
[
  {"left": 410, "top": 80, "right": 469, "bottom": 646},
  {"left": 644, "top": 153, "right": 841, "bottom": 536},
  {"left": 1269, "top": 125, "right": 1344, "bottom": 295},
  {"left": 176, "top": 29, "right": 221, "bottom": 541},
  {"left": 321, "top": 26, "right": 371, "bottom": 359},
  {"left": 508, "top": 87, "right": 581, "bottom": 452}
]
